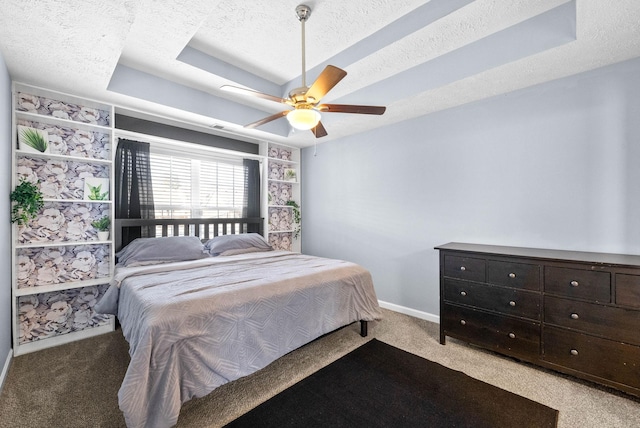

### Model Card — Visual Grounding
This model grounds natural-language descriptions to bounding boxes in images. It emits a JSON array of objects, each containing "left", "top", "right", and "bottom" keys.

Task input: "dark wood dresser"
[{"left": 436, "top": 242, "right": 640, "bottom": 397}]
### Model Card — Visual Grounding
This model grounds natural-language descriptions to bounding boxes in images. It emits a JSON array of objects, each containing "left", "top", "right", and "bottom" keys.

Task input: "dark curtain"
[
  {"left": 115, "top": 139, "right": 155, "bottom": 243},
  {"left": 242, "top": 159, "right": 261, "bottom": 233}
]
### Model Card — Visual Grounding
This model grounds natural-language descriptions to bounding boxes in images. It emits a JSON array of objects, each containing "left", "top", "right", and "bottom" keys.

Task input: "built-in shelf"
[
  {"left": 41, "top": 198, "right": 112, "bottom": 204},
  {"left": 267, "top": 157, "right": 298, "bottom": 165},
  {"left": 264, "top": 142, "right": 300, "bottom": 252},
  {"left": 16, "top": 239, "right": 112, "bottom": 249},
  {"left": 16, "top": 150, "right": 111, "bottom": 164},
  {"left": 15, "top": 278, "right": 113, "bottom": 297},
  {"left": 12, "top": 82, "right": 115, "bottom": 356},
  {"left": 15, "top": 110, "right": 112, "bottom": 133},
  {"left": 268, "top": 179, "right": 298, "bottom": 185}
]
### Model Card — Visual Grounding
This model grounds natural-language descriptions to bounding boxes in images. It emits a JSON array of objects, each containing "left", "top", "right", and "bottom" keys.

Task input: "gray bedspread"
[{"left": 95, "top": 251, "right": 381, "bottom": 428}]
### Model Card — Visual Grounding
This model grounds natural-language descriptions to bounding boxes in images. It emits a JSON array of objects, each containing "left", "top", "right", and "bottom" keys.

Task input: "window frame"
[{"left": 114, "top": 130, "right": 264, "bottom": 222}]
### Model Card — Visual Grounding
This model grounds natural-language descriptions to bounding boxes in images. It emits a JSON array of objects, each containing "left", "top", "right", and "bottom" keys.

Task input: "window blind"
[{"left": 149, "top": 149, "right": 245, "bottom": 219}]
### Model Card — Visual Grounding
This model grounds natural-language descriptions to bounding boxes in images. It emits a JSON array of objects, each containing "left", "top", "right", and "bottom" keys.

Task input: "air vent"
[{"left": 210, "top": 124, "right": 225, "bottom": 130}]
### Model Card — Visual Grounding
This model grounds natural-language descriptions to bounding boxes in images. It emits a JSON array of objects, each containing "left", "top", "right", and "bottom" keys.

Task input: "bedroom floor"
[{"left": 0, "top": 309, "right": 639, "bottom": 427}]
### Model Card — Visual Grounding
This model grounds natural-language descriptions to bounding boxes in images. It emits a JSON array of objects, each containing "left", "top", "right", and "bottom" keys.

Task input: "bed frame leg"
[{"left": 360, "top": 320, "right": 368, "bottom": 337}]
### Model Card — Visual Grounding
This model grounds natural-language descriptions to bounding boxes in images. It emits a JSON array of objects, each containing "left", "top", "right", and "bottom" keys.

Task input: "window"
[{"left": 149, "top": 148, "right": 246, "bottom": 219}]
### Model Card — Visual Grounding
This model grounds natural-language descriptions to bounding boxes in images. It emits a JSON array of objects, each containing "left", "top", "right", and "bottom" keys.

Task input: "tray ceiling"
[{"left": 0, "top": 0, "right": 639, "bottom": 147}]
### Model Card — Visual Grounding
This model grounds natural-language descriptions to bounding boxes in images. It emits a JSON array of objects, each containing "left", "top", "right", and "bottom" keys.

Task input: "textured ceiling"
[{"left": 0, "top": 0, "right": 639, "bottom": 147}]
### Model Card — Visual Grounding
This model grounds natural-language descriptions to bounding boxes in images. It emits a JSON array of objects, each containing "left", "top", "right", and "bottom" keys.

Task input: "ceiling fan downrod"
[{"left": 296, "top": 4, "right": 311, "bottom": 88}]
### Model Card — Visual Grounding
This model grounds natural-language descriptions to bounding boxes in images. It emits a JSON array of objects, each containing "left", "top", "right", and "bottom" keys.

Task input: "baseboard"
[
  {"left": 378, "top": 300, "right": 440, "bottom": 324},
  {"left": 0, "top": 348, "right": 12, "bottom": 394}
]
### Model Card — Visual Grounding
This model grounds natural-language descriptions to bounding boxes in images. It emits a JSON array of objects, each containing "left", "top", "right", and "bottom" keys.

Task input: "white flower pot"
[{"left": 97, "top": 231, "right": 109, "bottom": 241}]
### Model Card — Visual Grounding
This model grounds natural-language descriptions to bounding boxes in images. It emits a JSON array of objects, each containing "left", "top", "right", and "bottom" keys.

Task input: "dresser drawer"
[
  {"left": 442, "top": 304, "right": 540, "bottom": 357},
  {"left": 444, "top": 279, "right": 540, "bottom": 321},
  {"left": 616, "top": 274, "right": 640, "bottom": 308},
  {"left": 444, "top": 254, "right": 485, "bottom": 282},
  {"left": 544, "top": 267, "right": 610, "bottom": 302},
  {"left": 543, "top": 326, "right": 640, "bottom": 390},
  {"left": 544, "top": 296, "right": 640, "bottom": 346},
  {"left": 487, "top": 260, "right": 540, "bottom": 291}
]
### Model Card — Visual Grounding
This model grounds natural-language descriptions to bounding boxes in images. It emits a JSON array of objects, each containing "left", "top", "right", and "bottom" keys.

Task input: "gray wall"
[
  {"left": 0, "top": 51, "right": 12, "bottom": 376},
  {"left": 301, "top": 57, "right": 640, "bottom": 317}
]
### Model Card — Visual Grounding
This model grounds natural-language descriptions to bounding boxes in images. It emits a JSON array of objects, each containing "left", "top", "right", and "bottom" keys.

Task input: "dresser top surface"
[{"left": 435, "top": 242, "right": 640, "bottom": 268}]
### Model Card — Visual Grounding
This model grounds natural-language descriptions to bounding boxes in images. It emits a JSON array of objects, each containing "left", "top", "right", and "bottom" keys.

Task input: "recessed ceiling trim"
[
  {"left": 177, "top": 45, "right": 282, "bottom": 95},
  {"left": 333, "top": 0, "right": 577, "bottom": 107},
  {"left": 283, "top": 0, "right": 475, "bottom": 95},
  {"left": 179, "top": 0, "right": 475, "bottom": 104},
  {"left": 107, "top": 64, "right": 291, "bottom": 137}
]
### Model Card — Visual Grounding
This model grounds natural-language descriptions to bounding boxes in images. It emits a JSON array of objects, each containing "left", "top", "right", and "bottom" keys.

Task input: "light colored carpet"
[{"left": 0, "top": 309, "right": 639, "bottom": 427}]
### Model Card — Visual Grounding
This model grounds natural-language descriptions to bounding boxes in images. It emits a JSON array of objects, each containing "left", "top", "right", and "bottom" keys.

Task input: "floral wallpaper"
[
  {"left": 17, "top": 156, "right": 109, "bottom": 200},
  {"left": 16, "top": 92, "right": 111, "bottom": 126},
  {"left": 269, "top": 207, "right": 293, "bottom": 232},
  {"left": 268, "top": 145, "right": 292, "bottom": 161},
  {"left": 267, "top": 145, "right": 298, "bottom": 250},
  {"left": 17, "top": 118, "right": 110, "bottom": 160},
  {"left": 18, "top": 284, "right": 111, "bottom": 344},
  {"left": 13, "top": 90, "right": 115, "bottom": 348},
  {"left": 269, "top": 232, "right": 293, "bottom": 252},
  {"left": 268, "top": 161, "right": 287, "bottom": 181},
  {"left": 17, "top": 245, "right": 110, "bottom": 289},
  {"left": 268, "top": 182, "right": 293, "bottom": 206},
  {"left": 17, "top": 202, "right": 109, "bottom": 244}
]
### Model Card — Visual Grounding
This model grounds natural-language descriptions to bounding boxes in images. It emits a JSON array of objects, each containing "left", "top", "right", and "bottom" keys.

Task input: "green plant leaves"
[
  {"left": 87, "top": 183, "right": 108, "bottom": 200},
  {"left": 10, "top": 179, "right": 44, "bottom": 225},
  {"left": 90, "top": 215, "right": 110, "bottom": 231},
  {"left": 19, "top": 127, "right": 48, "bottom": 152}
]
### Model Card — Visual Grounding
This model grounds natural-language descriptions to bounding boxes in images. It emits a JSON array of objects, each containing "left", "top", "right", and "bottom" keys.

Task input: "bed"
[{"left": 95, "top": 217, "right": 382, "bottom": 428}]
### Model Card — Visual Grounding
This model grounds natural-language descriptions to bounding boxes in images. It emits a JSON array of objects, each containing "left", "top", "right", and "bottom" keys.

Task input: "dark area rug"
[{"left": 224, "top": 339, "right": 558, "bottom": 428}]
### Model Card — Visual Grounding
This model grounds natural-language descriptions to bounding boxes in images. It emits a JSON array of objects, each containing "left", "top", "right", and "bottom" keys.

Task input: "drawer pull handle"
[
  {"left": 508, "top": 333, "right": 516, "bottom": 339},
  {"left": 509, "top": 300, "right": 516, "bottom": 307},
  {"left": 509, "top": 273, "right": 516, "bottom": 279},
  {"left": 460, "top": 266, "right": 466, "bottom": 271},
  {"left": 460, "top": 320, "right": 466, "bottom": 326},
  {"left": 460, "top": 291, "right": 467, "bottom": 297},
  {"left": 570, "top": 349, "right": 579, "bottom": 356},
  {"left": 570, "top": 280, "right": 579, "bottom": 287},
  {"left": 570, "top": 313, "right": 579, "bottom": 320}
]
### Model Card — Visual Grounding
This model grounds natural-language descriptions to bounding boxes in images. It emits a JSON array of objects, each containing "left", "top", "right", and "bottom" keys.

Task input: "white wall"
[
  {"left": 0, "top": 50, "right": 13, "bottom": 384},
  {"left": 301, "top": 57, "right": 640, "bottom": 317}
]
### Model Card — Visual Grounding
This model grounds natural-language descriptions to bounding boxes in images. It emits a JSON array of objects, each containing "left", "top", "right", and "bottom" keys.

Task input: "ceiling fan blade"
[
  {"left": 221, "top": 85, "right": 288, "bottom": 105},
  {"left": 245, "top": 111, "right": 290, "bottom": 129},
  {"left": 317, "top": 104, "right": 386, "bottom": 115},
  {"left": 305, "top": 65, "right": 347, "bottom": 103},
  {"left": 311, "top": 121, "right": 328, "bottom": 138}
]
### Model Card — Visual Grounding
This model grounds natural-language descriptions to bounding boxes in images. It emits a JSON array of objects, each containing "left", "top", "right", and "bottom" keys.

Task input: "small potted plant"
[
  {"left": 10, "top": 179, "right": 44, "bottom": 226},
  {"left": 91, "top": 215, "right": 111, "bottom": 241}
]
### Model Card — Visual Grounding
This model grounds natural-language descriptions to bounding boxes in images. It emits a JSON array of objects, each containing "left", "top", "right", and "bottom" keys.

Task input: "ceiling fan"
[{"left": 220, "top": 4, "right": 386, "bottom": 138}]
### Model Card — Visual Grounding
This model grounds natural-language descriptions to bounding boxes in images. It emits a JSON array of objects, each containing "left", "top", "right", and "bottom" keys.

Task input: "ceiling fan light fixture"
[{"left": 286, "top": 108, "right": 321, "bottom": 130}]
